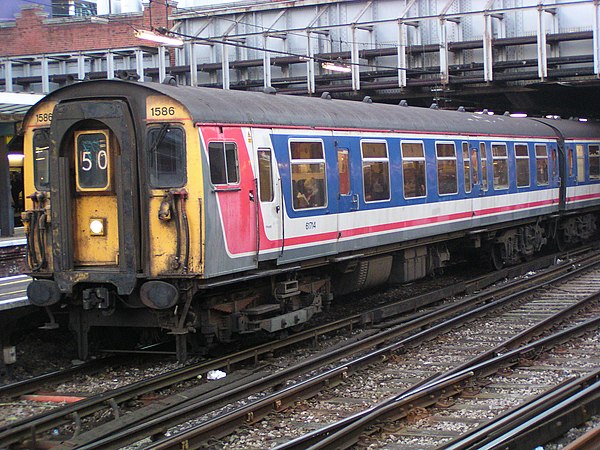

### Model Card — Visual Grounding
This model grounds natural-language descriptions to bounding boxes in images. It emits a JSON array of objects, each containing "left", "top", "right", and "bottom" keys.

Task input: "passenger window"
[
  {"left": 470, "top": 147, "right": 479, "bottom": 185},
  {"left": 75, "top": 130, "right": 111, "bottom": 191},
  {"left": 535, "top": 144, "right": 549, "bottom": 186},
  {"left": 402, "top": 141, "right": 426, "bottom": 198},
  {"left": 208, "top": 142, "right": 239, "bottom": 185},
  {"left": 515, "top": 144, "right": 530, "bottom": 188},
  {"left": 589, "top": 144, "right": 600, "bottom": 180},
  {"left": 479, "top": 143, "right": 488, "bottom": 191},
  {"left": 32, "top": 129, "right": 50, "bottom": 191},
  {"left": 338, "top": 149, "right": 350, "bottom": 196},
  {"left": 568, "top": 148, "right": 574, "bottom": 177},
  {"left": 551, "top": 148, "right": 558, "bottom": 179},
  {"left": 258, "top": 149, "right": 274, "bottom": 201},
  {"left": 462, "top": 142, "right": 471, "bottom": 193},
  {"left": 577, "top": 144, "right": 586, "bottom": 182},
  {"left": 492, "top": 143, "right": 509, "bottom": 189},
  {"left": 290, "top": 141, "right": 326, "bottom": 209},
  {"left": 436, "top": 142, "right": 457, "bottom": 195},
  {"left": 148, "top": 125, "right": 186, "bottom": 188},
  {"left": 362, "top": 141, "right": 390, "bottom": 202}
]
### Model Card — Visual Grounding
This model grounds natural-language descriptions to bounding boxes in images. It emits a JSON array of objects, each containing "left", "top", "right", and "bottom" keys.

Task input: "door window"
[
  {"left": 535, "top": 144, "right": 549, "bottom": 186},
  {"left": 75, "top": 130, "right": 111, "bottom": 191},
  {"left": 337, "top": 149, "right": 350, "bottom": 196},
  {"left": 258, "top": 149, "right": 274, "bottom": 201}
]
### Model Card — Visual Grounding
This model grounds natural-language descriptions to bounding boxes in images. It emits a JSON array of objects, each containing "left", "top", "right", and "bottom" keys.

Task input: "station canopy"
[{"left": 0, "top": 92, "right": 44, "bottom": 122}]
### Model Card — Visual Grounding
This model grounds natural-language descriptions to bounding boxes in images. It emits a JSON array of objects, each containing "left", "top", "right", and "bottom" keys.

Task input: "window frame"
[
  {"left": 32, "top": 128, "right": 51, "bottom": 192},
  {"left": 514, "top": 142, "right": 530, "bottom": 188},
  {"left": 479, "top": 142, "right": 489, "bottom": 191},
  {"left": 289, "top": 139, "right": 327, "bottom": 210},
  {"left": 74, "top": 129, "right": 112, "bottom": 192},
  {"left": 401, "top": 140, "right": 427, "bottom": 199},
  {"left": 257, "top": 148, "right": 274, "bottom": 202},
  {"left": 491, "top": 142, "right": 509, "bottom": 190},
  {"left": 535, "top": 144, "right": 549, "bottom": 186},
  {"left": 361, "top": 139, "right": 390, "bottom": 203},
  {"left": 589, "top": 144, "right": 600, "bottom": 180},
  {"left": 208, "top": 141, "right": 240, "bottom": 187},
  {"left": 462, "top": 142, "right": 471, "bottom": 193},
  {"left": 577, "top": 144, "right": 586, "bottom": 182},
  {"left": 435, "top": 141, "right": 458, "bottom": 196},
  {"left": 147, "top": 124, "right": 187, "bottom": 189},
  {"left": 337, "top": 148, "right": 351, "bottom": 196}
]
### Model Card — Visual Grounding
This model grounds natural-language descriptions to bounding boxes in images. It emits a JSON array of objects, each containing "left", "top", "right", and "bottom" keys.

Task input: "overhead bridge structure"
[{"left": 2, "top": 0, "right": 600, "bottom": 115}]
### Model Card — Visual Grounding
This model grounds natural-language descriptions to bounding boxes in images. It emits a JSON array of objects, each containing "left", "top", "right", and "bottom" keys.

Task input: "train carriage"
[{"left": 22, "top": 80, "right": 600, "bottom": 360}]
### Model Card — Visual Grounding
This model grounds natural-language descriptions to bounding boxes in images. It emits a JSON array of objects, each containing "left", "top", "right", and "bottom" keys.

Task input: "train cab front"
[
  {"left": 26, "top": 97, "right": 140, "bottom": 291},
  {"left": 22, "top": 81, "right": 202, "bottom": 360}
]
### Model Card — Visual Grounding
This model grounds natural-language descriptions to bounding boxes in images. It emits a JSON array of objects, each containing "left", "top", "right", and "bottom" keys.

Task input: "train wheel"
[
  {"left": 491, "top": 245, "right": 504, "bottom": 271},
  {"left": 555, "top": 233, "right": 569, "bottom": 252}
]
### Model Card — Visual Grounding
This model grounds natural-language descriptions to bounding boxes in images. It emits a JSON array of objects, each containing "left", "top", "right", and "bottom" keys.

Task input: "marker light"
[
  {"left": 90, "top": 218, "right": 106, "bottom": 236},
  {"left": 135, "top": 29, "right": 184, "bottom": 47},
  {"left": 322, "top": 62, "right": 352, "bottom": 73}
]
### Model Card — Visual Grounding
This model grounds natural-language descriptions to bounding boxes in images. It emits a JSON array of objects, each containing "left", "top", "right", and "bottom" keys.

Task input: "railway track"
[
  {"left": 137, "top": 252, "right": 600, "bottom": 450},
  {"left": 0, "top": 248, "right": 595, "bottom": 448}
]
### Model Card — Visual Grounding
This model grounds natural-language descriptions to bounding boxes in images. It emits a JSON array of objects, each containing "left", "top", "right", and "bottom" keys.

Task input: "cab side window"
[
  {"left": 208, "top": 142, "right": 239, "bottom": 185},
  {"left": 32, "top": 129, "right": 50, "bottom": 191},
  {"left": 147, "top": 125, "right": 186, "bottom": 188}
]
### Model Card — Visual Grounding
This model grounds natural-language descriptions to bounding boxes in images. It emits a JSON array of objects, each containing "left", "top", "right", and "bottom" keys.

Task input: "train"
[{"left": 21, "top": 79, "right": 600, "bottom": 361}]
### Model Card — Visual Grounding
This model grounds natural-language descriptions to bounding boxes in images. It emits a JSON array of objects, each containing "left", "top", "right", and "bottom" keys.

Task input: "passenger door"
[
  {"left": 51, "top": 100, "right": 139, "bottom": 279},
  {"left": 252, "top": 128, "right": 282, "bottom": 260},
  {"left": 334, "top": 138, "right": 360, "bottom": 248}
]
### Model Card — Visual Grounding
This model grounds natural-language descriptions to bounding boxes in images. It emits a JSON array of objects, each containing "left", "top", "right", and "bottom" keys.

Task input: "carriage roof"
[{"left": 28, "top": 79, "right": 600, "bottom": 140}]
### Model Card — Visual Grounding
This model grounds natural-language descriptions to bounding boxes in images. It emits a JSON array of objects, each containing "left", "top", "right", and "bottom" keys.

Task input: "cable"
[{"left": 167, "top": 28, "right": 416, "bottom": 73}]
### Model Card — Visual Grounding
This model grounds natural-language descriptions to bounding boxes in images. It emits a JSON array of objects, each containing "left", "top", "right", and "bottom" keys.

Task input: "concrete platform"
[{"left": 0, "top": 227, "right": 25, "bottom": 248}]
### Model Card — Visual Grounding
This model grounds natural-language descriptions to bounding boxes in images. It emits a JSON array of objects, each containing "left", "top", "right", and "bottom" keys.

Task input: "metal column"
[
  {"left": 0, "top": 137, "right": 13, "bottom": 237},
  {"left": 351, "top": 25, "right": 360, "bottom": 91},
  {"left": 594, "top": 0, "right": 600, "bottom": 77},
  {"left": 398, "top": 21, "right": 407, "bottom": 88},
  {"left": 188, "top": 43, "right": 198, "bottom": 86},
  {"left": 106, "top": 51, "right": 114, "bottom": 79},
  {"left": 77, "top": 53, "right": 85, "bottom": 80},
  {"left": 537, "top": 5, "right": 548, "bottom": 81},
  {"left": 483, "top": 13, "right": 494, "bottom": 82},
  {"left": 136, "top": 49, "right": 145, "bottom": 82},
  {"left": 439, "top": 18, "right": 449, "bottom": 84},
  {"left": 4, "top": 60, "right": 13, "bottom": 93},
  {"left": 158, "top": 46, "right": 167, "bottom": 83},
  {"left": 306, "top": 31, "right": 315, "bottom": 94},
  {"left": 221, "top": 42, "right": 230, "bottom": 90},
  {"left": 263, "top": 35, "right": 272, "bottom": 89},
  {"left": 41, "top": 57, "right": 50, "bottom": 94}
]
